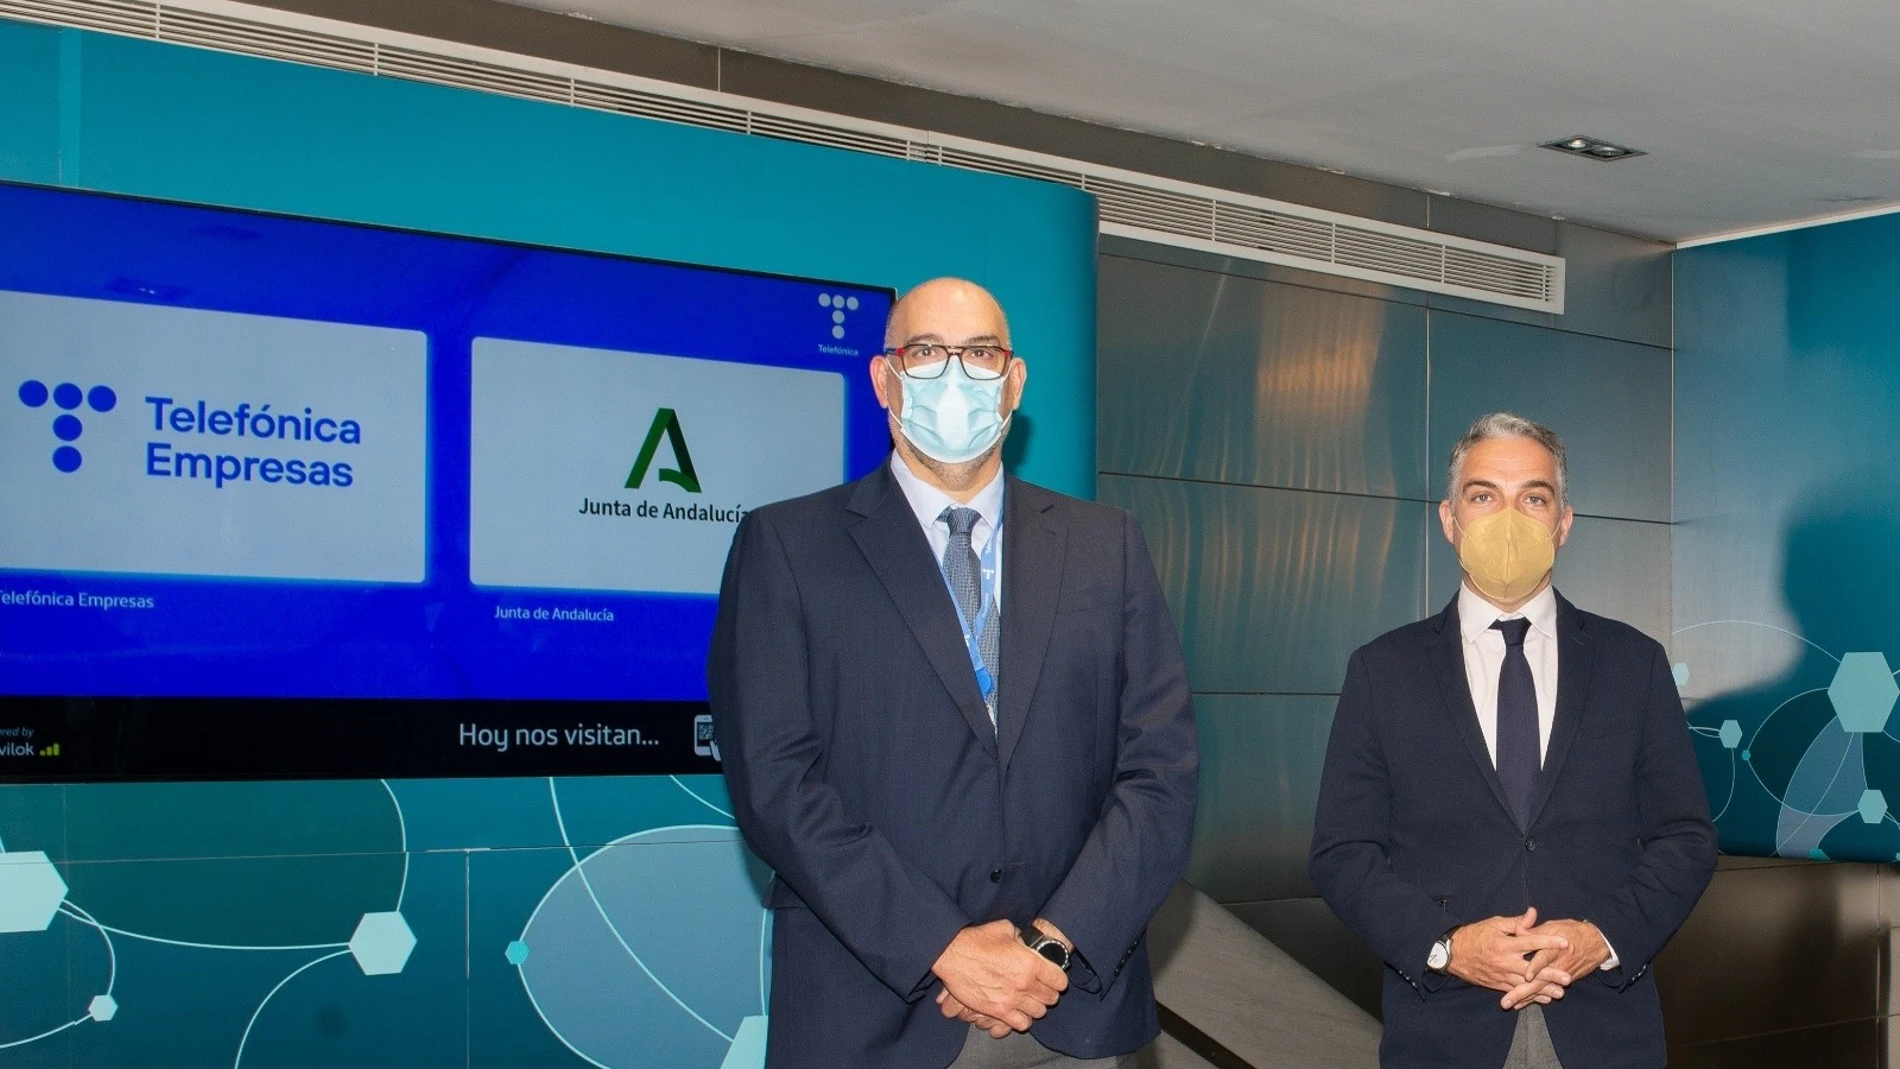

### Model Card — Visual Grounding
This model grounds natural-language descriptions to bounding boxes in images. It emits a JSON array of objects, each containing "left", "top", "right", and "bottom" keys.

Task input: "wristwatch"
[
  {"left": 1020, "top": 927, "right": 1072, "bottom": 971},
  {"left": 1427, "top": 929, "right": 1456, "bottom": 972}
]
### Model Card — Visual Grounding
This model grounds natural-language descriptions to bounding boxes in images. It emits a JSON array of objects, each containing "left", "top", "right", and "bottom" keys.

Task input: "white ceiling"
[{"left": 504, "top": 0, "right": 1900, "bottom": 243}]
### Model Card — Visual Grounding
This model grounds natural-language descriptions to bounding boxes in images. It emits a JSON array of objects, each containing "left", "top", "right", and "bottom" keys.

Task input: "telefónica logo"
[
  {"left": 17, "top": 380, "right": 117, "bottom": 472},
  {"left": 819, "top": 291, "right": 859, "bottom": 340}
]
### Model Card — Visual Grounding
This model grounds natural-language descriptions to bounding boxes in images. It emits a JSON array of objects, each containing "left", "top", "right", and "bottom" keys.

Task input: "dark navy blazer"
[
  {"left": 1309, "top": 592, "right": 1716, "bottom": 1069},
  {"left": 710, "top": 462, "right": 1198, "bottom": 1069}
]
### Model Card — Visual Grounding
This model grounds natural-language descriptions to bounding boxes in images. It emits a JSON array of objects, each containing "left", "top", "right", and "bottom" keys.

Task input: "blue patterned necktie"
[
  {"left": 1491, "top": 617, "right": 1539, "bottom": 829},
  {"left": 940, "top": 506, "right": 999, "bottom": 725}
]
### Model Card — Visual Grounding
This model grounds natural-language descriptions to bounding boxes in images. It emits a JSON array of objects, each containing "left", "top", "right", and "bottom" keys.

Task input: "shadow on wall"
[
  {"left": 1003, "top": 414, "right": 1035, "bottom": 474},
  {"left": 1687, "top": 477, "right": 1900, "bottom": 862}
]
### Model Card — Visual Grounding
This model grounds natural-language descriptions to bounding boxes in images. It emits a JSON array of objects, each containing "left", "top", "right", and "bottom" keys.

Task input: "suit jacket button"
[
  {"left": 1525, "top": 837, "right": 1538, "bottom": 851},
  {"left": 989, "top": 868, "right": 1002, "bottom": 883}
]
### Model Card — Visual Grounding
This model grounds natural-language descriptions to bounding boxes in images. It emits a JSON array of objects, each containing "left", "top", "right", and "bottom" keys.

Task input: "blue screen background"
[{"left": 0, "top": 182, "right": 894, "bottom": 701}]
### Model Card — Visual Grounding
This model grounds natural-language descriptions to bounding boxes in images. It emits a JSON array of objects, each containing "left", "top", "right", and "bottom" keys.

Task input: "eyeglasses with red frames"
[{"left": 881, "top": 343, "right": 1015, "bottom": 380}]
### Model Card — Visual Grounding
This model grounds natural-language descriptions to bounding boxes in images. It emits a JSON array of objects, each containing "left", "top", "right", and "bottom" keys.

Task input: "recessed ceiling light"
[{"left": 1541, "top": 135, "right": 1645, "bottom": 162}]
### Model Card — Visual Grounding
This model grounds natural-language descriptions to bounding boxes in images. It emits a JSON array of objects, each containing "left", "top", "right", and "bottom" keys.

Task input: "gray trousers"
[
  {"left": 1504, "top": 1005, "right": 1563, "bottom": 1069},
  {"left": 947, "top": 1026, "right": 1135, "bottom": 1069}
]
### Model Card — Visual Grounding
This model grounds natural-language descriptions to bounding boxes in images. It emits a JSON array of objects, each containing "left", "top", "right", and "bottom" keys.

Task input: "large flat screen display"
[{"left": 0, "top": 182, "right": 893, "bottom": 778}]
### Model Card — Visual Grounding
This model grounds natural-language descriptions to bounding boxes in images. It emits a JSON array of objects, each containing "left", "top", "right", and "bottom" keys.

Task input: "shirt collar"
[
  {"left": 1457, "top": 581, "right": 1558, "bottom": 642},
  {"left": 888, "top": 451, "right": 1005, "bottom": 533}
]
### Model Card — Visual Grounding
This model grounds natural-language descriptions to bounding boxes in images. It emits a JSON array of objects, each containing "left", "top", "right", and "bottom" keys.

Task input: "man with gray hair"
[{"left": 1309, "top": 412, "right": 1715, "bottom": 1069}]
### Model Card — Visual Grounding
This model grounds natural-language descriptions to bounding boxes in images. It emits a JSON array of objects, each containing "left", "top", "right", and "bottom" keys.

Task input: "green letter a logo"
[{"left": 626, "top": 408, "right": 701, "bottom": 493}]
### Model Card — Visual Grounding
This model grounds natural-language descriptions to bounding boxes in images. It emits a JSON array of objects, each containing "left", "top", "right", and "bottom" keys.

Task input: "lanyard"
[{"left": 938, "top": 506, "right": 1002, "bottom": 710}]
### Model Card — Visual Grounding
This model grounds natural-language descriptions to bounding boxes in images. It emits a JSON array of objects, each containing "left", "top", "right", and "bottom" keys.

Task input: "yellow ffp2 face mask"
[{"left": 1456, "top": 508, "right": 1557, "bottom": 603}]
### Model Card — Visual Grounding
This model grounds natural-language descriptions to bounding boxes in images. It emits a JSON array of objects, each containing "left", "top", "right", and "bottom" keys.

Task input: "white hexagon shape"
[
  {"left": 1718, "top": 720, "right": 1743, "bottom": 749},
  {"left": 348, "top": 911, "right": 416, "bottom": 976},
  {"left": 0, "top": 851, "right": 68, "bottom": 933},
  {"left": 1829, "top": 652, "right": 1900, "bottom": 733},
  {"left": 88, "top": 995, "right": 117, "bottom": 1022},
  {"left": 1860, "top": 789, "right": 1889, "bottom": 825}
]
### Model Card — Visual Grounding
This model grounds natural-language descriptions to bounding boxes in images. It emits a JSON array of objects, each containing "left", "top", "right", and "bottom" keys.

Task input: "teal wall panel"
[
  {"left": 1678, "top": 214, "right": 1900, "bottom": 864},
  {"left": 0, "top": 17, "right": 1096, "bottom": 1068},
  {"left": 0, "top": 23, "right": 61, "bottom": 186}
]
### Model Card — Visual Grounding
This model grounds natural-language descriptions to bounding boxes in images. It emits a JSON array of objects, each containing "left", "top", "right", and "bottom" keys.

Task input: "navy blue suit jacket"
[
  {"left": 1309, "top": 592, "right": 1716, "bottom": 1069},
  {"left": 709, "top": 461, "right": 1198, "bottom": 1069}
]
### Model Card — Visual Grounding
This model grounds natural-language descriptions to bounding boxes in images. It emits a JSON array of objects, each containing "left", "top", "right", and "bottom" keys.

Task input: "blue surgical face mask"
[{"left": 891, "top": 357, "right": 1011, "bottom": 465}]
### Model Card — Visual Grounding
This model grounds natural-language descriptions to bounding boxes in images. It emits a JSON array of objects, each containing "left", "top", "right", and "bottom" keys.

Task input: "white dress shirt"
[
  {"left": 887, "top": 452, "right": 1004, "bottom": 612},
  {"left": 1457, "top": 583, "right": 1559, "bottom": 766},
  {"left": 1455, "top": 580, "right": 1618, "bottom": 971}
]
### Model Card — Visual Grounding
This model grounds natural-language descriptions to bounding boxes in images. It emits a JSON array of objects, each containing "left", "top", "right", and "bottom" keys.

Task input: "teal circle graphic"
[{"left": 518, "top": 825, "right": 770, "bottom": 1069}]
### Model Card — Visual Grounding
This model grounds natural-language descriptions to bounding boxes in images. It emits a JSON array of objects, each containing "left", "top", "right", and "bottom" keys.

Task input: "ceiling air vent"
[
  {"left": 571, "top": 81, "right": 749, "bottom": 134},
  {"left": 1334, "top": 224, "right": 1445, "bottom": 281},
  {"left": 745, "top": 113, "right": 913, "bottom": 161},
  {"left": 1213, "top": 204, "right": 1334, "bottom": 261},
  {"left": 157, "top": 5, "right": 370, "bottom": 72},
  {"left": 935, "top": 146, "right": 1081, "bottom": 187},
  {"left": 377, "top": 46, "right": 571, "bottom": 104},
  {"left": 0, "top": 0, "right": 1565, "bottom": 313},
  {"left": 1086, "top": 177, "right": 1215, "bottom": 242},
  {"left": 0, "top": 0, "right": 153, "bottom": 36}
]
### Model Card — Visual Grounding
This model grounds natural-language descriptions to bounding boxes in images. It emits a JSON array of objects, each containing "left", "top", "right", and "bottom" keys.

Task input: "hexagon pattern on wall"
[
  {"left": 1860, "top": 790, "right": 1889, "bottom": 825},
  {"left": 1828, "top": 653, "right": 1899, "bottom": 733},
  {"left": 348, "top": 911, "right": 416, "bottom": 976},
  {"left": 0, "top": 852, "right": 69, "bottom": 933}
]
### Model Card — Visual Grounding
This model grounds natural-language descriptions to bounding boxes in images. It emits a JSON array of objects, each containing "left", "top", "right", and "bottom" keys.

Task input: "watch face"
[
  {"left": 1035, "top": 941, "right": 1070, "bottom": 968},
  {"left": 1428, "top": 941, "right": 1450, "bottom": 970}
]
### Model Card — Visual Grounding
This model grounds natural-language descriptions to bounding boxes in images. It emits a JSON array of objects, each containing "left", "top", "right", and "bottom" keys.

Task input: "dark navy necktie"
[{"left": 1490, "top": 617, "right": 1539, "bottom": 829}]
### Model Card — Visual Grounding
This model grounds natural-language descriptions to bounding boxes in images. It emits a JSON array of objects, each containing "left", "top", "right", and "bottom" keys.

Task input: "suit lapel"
[
  {"left": 996, "top": 477, "right": 1065, "bottom": 771},
  {"left": 846, "top": 463, "right": 997, "bottom": 755},
  {"left": 1528, "top": 592, "right": 1593, "bottom": 827},
  {"left": 1427, "top": 598, "right": 1518, "bottom": 824}
]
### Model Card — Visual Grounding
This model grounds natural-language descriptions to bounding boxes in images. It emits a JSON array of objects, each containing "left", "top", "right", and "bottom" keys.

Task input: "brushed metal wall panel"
[
  {"left": 1426, "top": 195, "right": 1559, "bottom": 256},
  {"left": 1099, "top": 256, "right": 1429, "bottom": 499},
  {"left": 1100, "top": 475, "right": 1428, "bottom": 695},
  {"left": 1427, "top": 313, "right": 1672, "bottom": 522},
  {"left": 1185, "top": 694, "right": 1337, "bottom": 903},
  {"left": 1226, "top": 897, "right": 1385, "bottom": 1020},
  {"left": 1669, "top": 1018, "right": 1878, "bottom": 1069},
  {"left": 1881, "top": 865, "right": 1900, "bottom": 1020},
  {"left": 1423, "top": 219, "right": 1673, "bottom": 351},
  {"left": 1553, "top": 221, "right": 1674, "bottom": 350},
  {"left": 1148, "top": 884, "right": 1382, "bottom": 1066},
  {"left": 1656, "top": 861, "right": 1881, "bottom": 1047},
  {"left": 1426, "top": 513, "right": 1670, "bottom": 646},
  {"left": 1133, "top": 1032, "right": 1219, "bottom": 1069}
]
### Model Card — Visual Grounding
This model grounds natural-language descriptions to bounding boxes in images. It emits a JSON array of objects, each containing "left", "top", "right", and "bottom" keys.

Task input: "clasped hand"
[
  {"left": 1446, "top": 907, "right": 1610, "bottom": 1011},
  {"left": 931, "top": 919, "right": 1069, "bottom": 1038}
]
